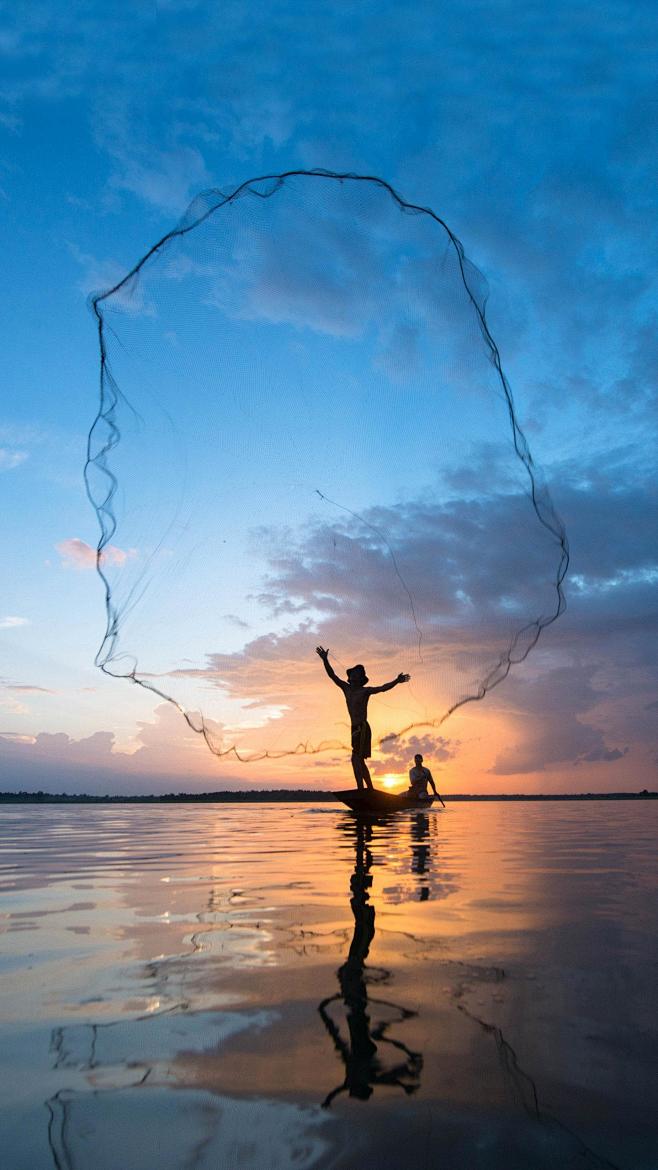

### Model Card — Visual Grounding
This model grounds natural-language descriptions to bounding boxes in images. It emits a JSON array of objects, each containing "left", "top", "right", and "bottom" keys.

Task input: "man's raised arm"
[
  {"left": 368, "top": 672, "right": 410, "bottom": 694},
  {"left": 316, "top": 646, "right": 344, "bottom": 688}
]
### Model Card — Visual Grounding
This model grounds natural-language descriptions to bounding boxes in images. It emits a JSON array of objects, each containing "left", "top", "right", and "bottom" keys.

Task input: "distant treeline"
[{"left": 0, "top": 789, "right": 655, "bottom": 804}]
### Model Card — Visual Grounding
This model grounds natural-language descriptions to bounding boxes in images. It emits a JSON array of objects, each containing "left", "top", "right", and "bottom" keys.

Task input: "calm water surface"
[{"left": 0, "top": 801, "right": 656, "bottom": 1170}]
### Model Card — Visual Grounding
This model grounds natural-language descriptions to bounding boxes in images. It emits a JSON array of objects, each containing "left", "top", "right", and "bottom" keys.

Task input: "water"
[{"left": 0, "top": 801, "right": 656, "bottom": 1170}]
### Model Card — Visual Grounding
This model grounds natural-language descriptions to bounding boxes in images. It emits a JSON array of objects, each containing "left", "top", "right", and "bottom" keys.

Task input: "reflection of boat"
[{"left": 335, "top": 790, "right": 437, "bottom": 813}]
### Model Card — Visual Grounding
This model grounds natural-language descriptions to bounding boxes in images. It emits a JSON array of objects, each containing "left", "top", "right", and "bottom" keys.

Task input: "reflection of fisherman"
[
  {"left": 318, "top": 819, "right": 422, "bottom": 1106},
  {"left": 316, "top": 646, "right": 410, "bottom": 790},
  {"left": 410, "top": 813, "right": 431, "bottom": 901},
  {"left": 407, "top": 753, "right": 445, "bottom": 806}
]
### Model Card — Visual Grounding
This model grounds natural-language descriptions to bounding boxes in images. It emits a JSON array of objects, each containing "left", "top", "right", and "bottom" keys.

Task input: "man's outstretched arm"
[
  {"left": 368, "top": 672, "right": 410, "bottom": 695},
  {"left": 316, "top": 646, "right": 345, "bottom": 688}
]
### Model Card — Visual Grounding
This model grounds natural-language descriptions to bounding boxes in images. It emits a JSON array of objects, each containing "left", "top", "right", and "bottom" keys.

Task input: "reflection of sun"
[{"left": 382, "top": 774, "right": 401, "bottom": 789}]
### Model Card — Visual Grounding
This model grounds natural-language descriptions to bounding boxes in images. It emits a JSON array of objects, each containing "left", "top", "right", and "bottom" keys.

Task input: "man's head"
[
  {"left": 414, "top": 753, "right": 423, "bottom": 764},
  {"left": 347, "top": 664, "right": 369, "bottom": 687}
]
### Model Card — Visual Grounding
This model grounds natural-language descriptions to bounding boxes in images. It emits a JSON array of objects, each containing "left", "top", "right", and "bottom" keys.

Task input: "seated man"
[{"left": 407, "top": 754, "right": 445, "bottom": 806}]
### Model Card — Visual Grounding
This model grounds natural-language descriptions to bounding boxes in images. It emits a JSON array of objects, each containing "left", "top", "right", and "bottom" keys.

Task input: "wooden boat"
[{"left": 335, "top": 789, "right": 437, "bottom": 814}]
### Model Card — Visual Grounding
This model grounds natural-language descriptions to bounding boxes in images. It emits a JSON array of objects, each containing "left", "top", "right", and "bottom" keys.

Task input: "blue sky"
[{"left": 1, "top": 1, "right": 656, "bottom": 793}]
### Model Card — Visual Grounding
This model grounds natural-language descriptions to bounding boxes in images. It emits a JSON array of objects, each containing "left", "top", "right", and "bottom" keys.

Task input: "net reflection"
[{"left": 318, "top": 815, "right": 424, "bottom": 1106}]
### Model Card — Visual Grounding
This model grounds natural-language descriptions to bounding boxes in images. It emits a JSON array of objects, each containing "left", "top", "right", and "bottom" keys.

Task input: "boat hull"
[{"left": 335, "top": 790, "right": 437, "bottom": 813}]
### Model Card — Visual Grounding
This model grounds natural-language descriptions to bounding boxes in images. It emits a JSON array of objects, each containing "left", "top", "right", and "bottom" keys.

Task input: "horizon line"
[{"left": 1, "top": 789, "right": 655, "bottom": 803}]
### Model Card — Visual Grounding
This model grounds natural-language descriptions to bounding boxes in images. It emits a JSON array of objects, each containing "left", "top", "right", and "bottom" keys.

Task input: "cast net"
[{"left": 86, "top": 170, "right": 568, "bottom": 766}]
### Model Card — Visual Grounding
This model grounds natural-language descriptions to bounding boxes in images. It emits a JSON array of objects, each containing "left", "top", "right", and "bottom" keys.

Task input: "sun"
[{"left": 381, "top": 774, "right": 401, "bottom": 789}]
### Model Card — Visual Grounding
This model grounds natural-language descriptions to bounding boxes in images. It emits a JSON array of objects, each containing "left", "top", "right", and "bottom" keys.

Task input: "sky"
[{"left": 1, "top": 0, "right": 656, "bottom": 795}]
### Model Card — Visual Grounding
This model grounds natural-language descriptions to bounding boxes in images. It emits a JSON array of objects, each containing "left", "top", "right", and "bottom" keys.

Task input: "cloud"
[
  {"left": 0, "top": 447, "right": 27, "bottom": 470},
  {"left": 109, "top": 145, "right": 210, "bottom": 215},
  {"left": 0, "top": 704, "right": 241, "bottom": 794},
  {"left": 0, "top": 616, "right": 29, "bottom": 629},
  {"left": 0, "top": 109, "right": 21, "bottom": 132},
  {"left": 0, "top": 422, "right": 49, "bottom": 446},
  {"left": 199, "top": 177, "right": 492, "bottom": 391},
  {"left": 0, "top": 695, "right": 29, "bottom": 716},
  {"left": 4, "top": 0, "right": 655, "bottom": 790},
  {"left": 223, "top": 613, "right": 250, "bottom": 629},
  {"left": 376, "top": 733, "right": 457, "bottom": 773},
  {"left": 247, "top": 471, "right": 657, "bottom": 650},
  {"left": 151, "top": 447, "right": 658, "bottom": 770},
  {"left": 489, "top": 663, "right": 629, "bottom": 776},
  {"left": 68, "top": 243, "right": 155, "bottom": 312},
  {"left": 207, "top": 193, "right": 386, "bottom": 339},
  {"left": 56, "top": 538, "right": 97, "bottom": 570},
  {"left": 576, "top": 746, "right": 629, "bottom": 765},
  {"left": 56, "top": 538, "right": 134, "bottom": 570}
]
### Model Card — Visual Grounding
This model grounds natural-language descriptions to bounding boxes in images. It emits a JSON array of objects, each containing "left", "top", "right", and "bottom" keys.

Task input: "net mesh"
[{"left": 86, "top": 170, "right": 568, "bottom": 764}]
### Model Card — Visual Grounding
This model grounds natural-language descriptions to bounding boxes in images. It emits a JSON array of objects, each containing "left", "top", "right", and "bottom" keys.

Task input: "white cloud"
[
  {"left": 0, "top": 695, "right": 29, "bottom": 716},
  {"left": 108, "top": 144, "right": 210, "bottom": 215},
  {"left": 67, "top": 242, "right": 155, "bottom": 312},
  {"left": 0, "top": 447, "right": 27, "bottom": 470},
  {"left": 0, "top": 616, "right": 29, "bottom": 629}
]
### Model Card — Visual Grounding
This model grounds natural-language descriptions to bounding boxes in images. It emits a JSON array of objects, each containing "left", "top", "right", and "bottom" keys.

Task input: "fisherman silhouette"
[
  {"left": 316, "top": 647, "right": 410, "bottom": 789},
  {"left": 406, "top": 753, "right": 446, "bottom": 807}
]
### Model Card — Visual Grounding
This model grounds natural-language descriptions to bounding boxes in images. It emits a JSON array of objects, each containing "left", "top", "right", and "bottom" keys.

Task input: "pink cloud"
[{"left": 56, "top": 538, "right": 134, "bottom": 571}]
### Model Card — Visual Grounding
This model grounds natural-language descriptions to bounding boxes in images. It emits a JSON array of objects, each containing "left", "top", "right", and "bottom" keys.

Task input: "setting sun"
[{"left": 381, "top": 774, "right": 402, "bottom": 790}]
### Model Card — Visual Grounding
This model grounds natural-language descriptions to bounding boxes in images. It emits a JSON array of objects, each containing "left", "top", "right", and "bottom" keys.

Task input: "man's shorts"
[{"left": 351, "top": 721, "right": 372, "bottom": 759}]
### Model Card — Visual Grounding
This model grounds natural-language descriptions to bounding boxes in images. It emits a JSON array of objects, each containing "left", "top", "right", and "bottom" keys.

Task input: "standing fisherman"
[{"left": 316, "top": 646, "right": 410, "bottom": 790}]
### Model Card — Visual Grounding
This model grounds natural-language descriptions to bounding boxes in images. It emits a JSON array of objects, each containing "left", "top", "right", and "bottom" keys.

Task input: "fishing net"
[{"left": 87, "top": 170, "right": 568, "bottom": 764}]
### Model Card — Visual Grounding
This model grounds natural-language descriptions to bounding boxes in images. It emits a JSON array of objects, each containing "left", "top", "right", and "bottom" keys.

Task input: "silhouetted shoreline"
[{"left": 0, "top": 789, "right": 655, "bottom": 804}]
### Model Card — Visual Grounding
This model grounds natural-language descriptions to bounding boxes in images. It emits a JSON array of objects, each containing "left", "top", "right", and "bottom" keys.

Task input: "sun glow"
[{"left": 381, "top": 773, "right": 402, "bottom": 789}]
